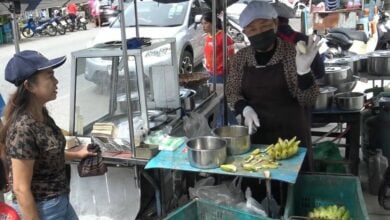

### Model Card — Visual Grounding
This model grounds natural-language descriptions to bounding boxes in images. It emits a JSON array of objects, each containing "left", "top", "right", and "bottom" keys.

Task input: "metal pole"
[
  {"left": 212, "top": 0, "right": 217, "bottom": 92},
  {"left": 118, "top": 0, "right": 136, "bottom": 157},
  {"left": 134, "top": 0, "right": 140, "bottom": 38},
  {"left": 11, "top": 11, "right": 20, "bottom": 53},
  {"left": 222, "top": 0, "right": 227, "bottom": 126}
]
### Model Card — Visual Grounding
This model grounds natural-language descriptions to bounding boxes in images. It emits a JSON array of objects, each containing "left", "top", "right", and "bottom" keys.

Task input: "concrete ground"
[{"left": 312, "top": 122, "right": 390, "bottom": 220}]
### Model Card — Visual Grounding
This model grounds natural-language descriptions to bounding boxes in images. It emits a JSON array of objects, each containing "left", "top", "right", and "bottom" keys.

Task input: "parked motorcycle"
[
  {"left": 61, "top": 15, "right": 75, "bottom": 32},
  {"left": 52, "top": 16, "right": 67, "bottom": 35},
  {"left": 323, "top": 27, "right": 369, "bottom": 58},
  {"left": 21, "top": 17, "right": 57, "bottom": 38},
  {"left": 75, "top": 15, "right": 88, "bottom": 30},
  {"left": 376, "top": 2, "right": 390, "bottom": 49}
]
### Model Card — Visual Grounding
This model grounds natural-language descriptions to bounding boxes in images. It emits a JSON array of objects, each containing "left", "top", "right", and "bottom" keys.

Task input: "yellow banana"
[
  {"left": 281, "top": 150, "right": 288, "bottom": 160},
  {"left": 244, "top": 155, "right": 254, "bottom": 163},
  {"left": 251, "top": 148, "right": 261, "bottom": 155},
  {"left": 243, "top": 164, "right": 256, "bottom": 172},
  {"left": 287, "top": 136, "right": 297, "bottom": 147},
  {"left": 220, "top": 164, "right": 237, "bottom": 172},
  {"left": 278, "top": 138, "right": 285, "bottom": 149}
]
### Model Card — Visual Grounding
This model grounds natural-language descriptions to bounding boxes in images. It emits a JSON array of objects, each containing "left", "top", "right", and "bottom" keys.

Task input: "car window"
[{"left": 111, "top": 1, "right": 189, "bottom": 27}]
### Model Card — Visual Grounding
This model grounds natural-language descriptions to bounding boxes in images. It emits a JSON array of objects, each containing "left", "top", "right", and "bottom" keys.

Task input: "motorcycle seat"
[
  {"left": 329, "top": 28, "right": 368, "bottom": 43},
  {"left": 326, "top": 32, "right": 353, "bottom": 51}
]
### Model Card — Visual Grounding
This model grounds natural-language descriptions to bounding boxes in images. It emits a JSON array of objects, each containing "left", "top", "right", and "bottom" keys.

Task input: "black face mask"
[{"left": 248, "top": 29, "right": 276, "bottom": 51}]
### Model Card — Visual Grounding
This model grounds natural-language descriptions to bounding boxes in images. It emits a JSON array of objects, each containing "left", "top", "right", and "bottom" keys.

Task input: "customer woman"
[{"left": 0, "top": 50, "right": 96, "bottom": 220}]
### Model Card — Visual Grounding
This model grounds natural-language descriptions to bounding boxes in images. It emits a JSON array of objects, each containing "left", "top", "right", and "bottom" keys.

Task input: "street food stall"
[{"left": 65, "top": 0, "right": 374, "bottom": 219}]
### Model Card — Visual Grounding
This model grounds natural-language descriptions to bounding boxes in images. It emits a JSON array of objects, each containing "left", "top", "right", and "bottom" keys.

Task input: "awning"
[{"left": 0, "top": 0, "right": 87, "bottom": 15}]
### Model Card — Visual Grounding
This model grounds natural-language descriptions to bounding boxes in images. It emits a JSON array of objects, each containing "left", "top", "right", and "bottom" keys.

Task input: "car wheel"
[{"left": 179, "top": 50, "right": 193, "bottom": 74}]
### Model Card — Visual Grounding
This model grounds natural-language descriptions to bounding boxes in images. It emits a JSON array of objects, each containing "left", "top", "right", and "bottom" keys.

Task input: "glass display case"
[{"left": 69, "top": 38, "right": 180, "bottom": 155}]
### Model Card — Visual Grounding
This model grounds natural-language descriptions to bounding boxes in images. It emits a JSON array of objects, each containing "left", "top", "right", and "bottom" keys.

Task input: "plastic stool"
[{"left": 0, "top": 202, "right": 20, "bottom": 220}]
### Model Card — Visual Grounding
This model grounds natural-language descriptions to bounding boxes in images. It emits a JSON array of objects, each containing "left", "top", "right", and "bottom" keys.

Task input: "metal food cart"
[{"left": 68, "top": 37, "right": 222, "bottom": 218}]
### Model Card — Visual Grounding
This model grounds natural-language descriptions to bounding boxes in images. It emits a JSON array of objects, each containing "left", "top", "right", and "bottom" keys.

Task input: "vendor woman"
[{"left": 226, "top": 1, "right": 320, "bottom": 150}]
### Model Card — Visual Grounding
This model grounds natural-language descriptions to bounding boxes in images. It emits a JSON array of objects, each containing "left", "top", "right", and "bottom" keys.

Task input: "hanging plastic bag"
[
  {"left": 183, "top": 112, "right": 211, "bottom": 138},
  {"left": 313, "top": 141, "right": 346, "bottom": 173},
  {"left": 235, "top": 187, "right": 267, "bottom": 217},
  {"left": 188, "top": 176, "right": 244, "bottom": 207}
]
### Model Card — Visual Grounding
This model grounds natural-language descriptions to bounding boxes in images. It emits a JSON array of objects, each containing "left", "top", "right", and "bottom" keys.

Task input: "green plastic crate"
[
  {"left": 284, "top": 174, "right": 369, "bottom": 220},
  {"left": 165, "top": 198, "right": 269, "bottom": 220},
  {"left": 0, "top": 30, "right": 3, "bottom": 44}
]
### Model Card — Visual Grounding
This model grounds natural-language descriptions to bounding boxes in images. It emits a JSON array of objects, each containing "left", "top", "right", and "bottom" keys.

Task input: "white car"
[{"left": 85, "top": 0, "right": 206, "bottom": 85}]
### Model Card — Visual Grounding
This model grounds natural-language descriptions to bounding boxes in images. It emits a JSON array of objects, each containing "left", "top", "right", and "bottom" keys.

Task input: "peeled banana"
[
  {"left": 308, "top": 205, "right": 351, "bottom": 220},
  {"left": 220, "top": 164, "right": 237, "bottom": 173},
  {"left": 267, "top": 136, "right": 300, "bottom": 160}
]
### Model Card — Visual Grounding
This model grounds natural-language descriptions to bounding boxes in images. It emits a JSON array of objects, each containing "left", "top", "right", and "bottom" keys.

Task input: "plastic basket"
[
  {"left": 284, "top": 174, "right": 369, "bottom": 220},
  {"left": 165, "top": 198, "right": 269, "bottom": 220},
  {"left": 0, "top": 29, "right": 3, "bottom": 44}
]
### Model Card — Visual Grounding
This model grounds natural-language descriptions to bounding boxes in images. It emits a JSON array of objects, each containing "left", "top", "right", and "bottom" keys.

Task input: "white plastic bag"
[
  {"left": 183, "top": 112, "right": 211, "bottom": 138},
  {"left": 236, "top": 187, "right": 267, "bottom": 217},
  {"left": 188, "top": 176, "right": 244, "bottom": 207}
]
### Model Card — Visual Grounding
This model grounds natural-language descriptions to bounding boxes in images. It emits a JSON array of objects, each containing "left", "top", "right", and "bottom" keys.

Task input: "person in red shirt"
[
  {"left": 67, "top": 2, "right": 78, "bottom": 26},
  {"left": 201, "top": 12, "right": 237, "bottom": 126},
  {"left": 201, "top": 12, "right": 235, "bottom": 84}
]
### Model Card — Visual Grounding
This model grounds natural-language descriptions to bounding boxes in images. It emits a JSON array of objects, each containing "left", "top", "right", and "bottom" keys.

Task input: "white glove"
[
  {"left": 243, "top": 106, "right": 260, "bottom": 135},
  {"left": 295, "top": 35, "right": 323, "bottom": 75}
]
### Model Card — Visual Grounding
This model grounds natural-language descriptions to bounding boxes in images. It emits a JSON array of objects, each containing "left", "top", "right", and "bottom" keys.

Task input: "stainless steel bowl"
[
  {"left": 212, "top": 126, "right": 250, "bottom": 155},
  {"left": 324, "top": 66, "right": 353, "bottom": 85},
  {"left": 314, "top": 86, "right": 337, "bottom": 111},
  {"left": 325, "top": 56, "right": 359, "bottom": 75},
  {"left": 187, "top": 136, "right": 227, "bottom": 169},
  {"left": 334, "top": 92, "right": 365, "bottom": 111},
  {"left": 367, "top": 51, "right": 390, "bottom": 76},
  {"left": 336, "top": 80, "right": 357, "bottom": 93}
]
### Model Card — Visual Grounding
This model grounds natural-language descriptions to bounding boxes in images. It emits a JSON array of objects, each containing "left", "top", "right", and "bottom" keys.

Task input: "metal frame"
[{"left": 69, "top": 38, "right": 178, "bottom": 148}]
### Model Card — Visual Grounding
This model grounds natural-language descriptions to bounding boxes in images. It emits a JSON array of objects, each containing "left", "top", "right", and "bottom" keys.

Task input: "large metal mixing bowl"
[
  {"left": 336, "top": 80, "right": 357, "bottom": 93},
  {"left": 187, "top": 136, "right": 227, "bottom": 169},
  {"left": 325, "top": 56, "right": 359, "bottom": 75},
  {"left": 212, "top": 126, "right": 250, "bottom": 155},
  {"left": 324, "top": 66, "right": 352, "bottom": 85},
  {"left": 334, "top": 92, "right": 365, "bottom": 111},
  {"left": 324, "top": 66, "right": 356, "bottom": 92}
]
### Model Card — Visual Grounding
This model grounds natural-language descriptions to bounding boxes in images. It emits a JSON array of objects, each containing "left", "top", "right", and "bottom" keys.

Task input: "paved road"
[{"left": 0, "top": 26, "right": 101, "bottom": 129}]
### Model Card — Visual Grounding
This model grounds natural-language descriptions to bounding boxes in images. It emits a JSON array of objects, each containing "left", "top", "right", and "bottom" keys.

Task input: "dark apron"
[{"left": 242, "top": 63, "right": 311, "bottom": 148}]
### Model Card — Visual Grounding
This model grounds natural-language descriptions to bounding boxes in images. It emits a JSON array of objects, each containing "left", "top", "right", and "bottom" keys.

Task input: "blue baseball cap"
[{"left": 5, "top": 50, "right": 66, "bottom": 86}]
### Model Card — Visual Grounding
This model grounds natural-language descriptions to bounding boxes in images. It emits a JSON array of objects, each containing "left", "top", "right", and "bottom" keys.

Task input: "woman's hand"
[
  {"left": 295, "top": 35, "right": 323, "bottom": 75},
  {"left": 77, "top": 144, "right": 97, "bottom": 159},
  {"left": 65, "top": 144, "right": 97, "bottom": 160}
]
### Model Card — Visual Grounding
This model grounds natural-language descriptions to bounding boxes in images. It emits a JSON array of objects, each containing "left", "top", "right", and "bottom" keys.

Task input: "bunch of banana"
[
  {"left": 308, "top": 205, "right": 351, "bottom": 220},
  {"left": 267, "top": 137, "right": 300, "bottom": 160}
]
